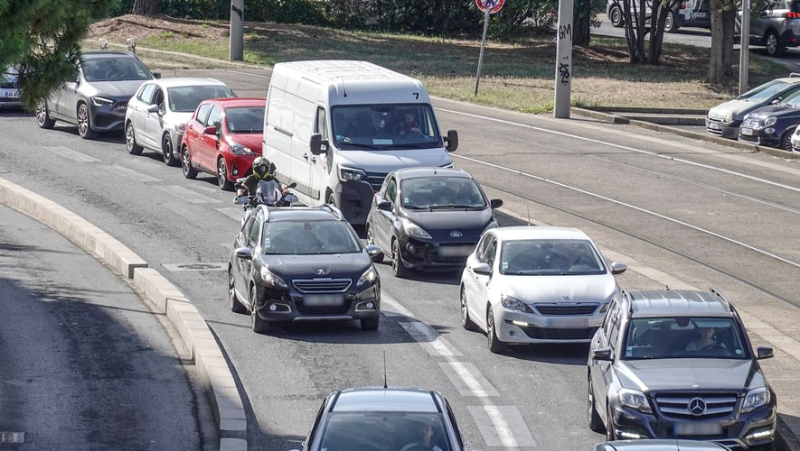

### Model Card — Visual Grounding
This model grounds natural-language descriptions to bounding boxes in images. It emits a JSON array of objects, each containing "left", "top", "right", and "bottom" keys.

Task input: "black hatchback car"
[
  {"left": 228, "top": 204, "right": 384, "bottom": 333},
  {"left": 365, "top": 168, "right": 502, "bottom": 278},
  {"left": 739, "top": 88, "right": 800, "bottom": 151}
]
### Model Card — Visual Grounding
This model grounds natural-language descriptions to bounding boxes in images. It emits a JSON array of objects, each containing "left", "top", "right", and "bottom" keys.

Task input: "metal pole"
[
  {"left": 474, "top": 10, "right": 491, "bottom": 96},
  {"left": 230, "top": 0, "right": 244, "bottom": 61},
  {"left": 739, "top": 0, "right": 750, "bottom": 95},
  {"left": 553, "top": 0, "right": 574, "bottom": 118}
]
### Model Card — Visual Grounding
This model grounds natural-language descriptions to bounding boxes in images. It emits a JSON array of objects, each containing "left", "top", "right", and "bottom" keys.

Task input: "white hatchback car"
[
  {"left": 460, "top": 226, "right": 627, "bottom": 353},
  {"left": 125, "top": 77, "right": 233, "bottom": 166}
]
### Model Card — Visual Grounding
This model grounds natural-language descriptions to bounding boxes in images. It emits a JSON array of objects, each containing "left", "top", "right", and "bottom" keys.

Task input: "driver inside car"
[
  {"left": 685, "top": 326, "right": 728, "bottom": 351},
  {"left": 399, "top": 420, "right": 444, "bottom": 451}
]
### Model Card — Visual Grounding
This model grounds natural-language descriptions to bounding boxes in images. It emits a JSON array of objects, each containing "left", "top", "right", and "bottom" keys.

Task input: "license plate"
[
  {"left": 304, "top": 294, "right": 344, "bottom": 306},
  {"left": 3, "top": 91, "right": 19, "bottom": 98},
  {"left": 439, "top": 245, "right": 474, "bottom": 257},
  {"left": 693, "top": 12, "right": 707, "bottom": 17},
  {"left": 675, "top": 422, "right": 723, "bottom": 436},
  {"left": 708, "top": 122, "right": 721, "bottom": 130},
  {"left": 741, "top": 127, "right": 754, "bottom": 136}
]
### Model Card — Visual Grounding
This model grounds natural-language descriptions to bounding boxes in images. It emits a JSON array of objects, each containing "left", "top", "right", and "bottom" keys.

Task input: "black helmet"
[{"left": 252, "top": 156, "right": 273, "bottom": 179}]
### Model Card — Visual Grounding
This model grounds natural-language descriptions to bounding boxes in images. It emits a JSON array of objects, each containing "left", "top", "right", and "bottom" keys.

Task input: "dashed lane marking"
[
  {"left": 157, "top": 185, "right": 220, "bottom": 204},
  {"left": 381, "top": 292, "right": 416, "bottom": 318},
  {"left": 216, "top": 207, "right": 244, "bottom": 221},
  {"left": 111, "top": 164, "right": 161, "bottom": 183},
  {"left": 439, "top": 361, "right": 499, "bottom": 397},
  {"left": 399, "top": 322, "right": 462, "bottom": 357},
  {"left": 468, "top": 405, "right": 536, "bottom": 448},
  {"left": 44, "top": 146, "right": 100, "bottom": 163}
]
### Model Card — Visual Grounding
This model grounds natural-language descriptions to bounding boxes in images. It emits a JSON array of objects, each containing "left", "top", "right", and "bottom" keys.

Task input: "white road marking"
[
  {"left": 216, "top": 207, "right": 244, "bottom": 221},
  {"left": 468, "top": 405, "right": 535, "bottom": 447},
  {"left": 381, "top": 292, "right": 416, "bottom": 318},
  {"left": 439, "top": 362, "right": 499, "bottom": 397},
  {"left": 111, "top": 165, "right": 161, "bottom": 183},
  {"left": 227, "top": 69, "right": 271, "bottom": 79},
  {"left": 158, "top": 185, "right": 220, "bottom": 204},
  {"left": 44, "top": 146, "right": 100, "bottom": 163},
  {"left": 399, "top": 322, "right": 461, "bottom": 357}
]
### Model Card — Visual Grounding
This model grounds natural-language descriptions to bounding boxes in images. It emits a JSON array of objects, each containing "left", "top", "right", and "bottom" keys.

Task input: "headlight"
[
  {"left": 618, "top": 388, "right": 653, "bottom": 414},
  {"left": 764, "top": 116, "right": 777, "bottom": 127},
  {"left": 401, "top": 218, "right": 432, "bottom": 239},
  {"left": 91, "top": 96, "right": 114, "bottom": 106},
  {"left": 226, "top": 137, "right": 254, "bottom": 155},
  {"left": 357, "top": 266, "right": 377, "bottom": 286},
  {"left": 500, "top": 294, "right": 534, "bottom": 314},
  {"left": 260, "top": 266, "right": 288, "bottom": 289},
  {"left": 725, "top": 112, "right": 735, "bottom": 123},
  {"left": 174, "top": 122, "right": 186, "bottom": 133},
  {"left": 742, "top": 387, "right": 770, "bottom": 412},
  {"left": 339, "top": 166, "right": 366, "bottom": 182}
]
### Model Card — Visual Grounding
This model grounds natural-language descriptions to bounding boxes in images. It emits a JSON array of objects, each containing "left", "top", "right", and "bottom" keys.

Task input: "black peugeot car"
[
  {"left": 739, "top": 88, "right": 800, "bottom": 151},
  {"left": 588, "top": 289, "right": 777, "bottom": 450},
  {"left": 228, "top": 204, "right": 384, "bottom": 333},
  {"left": 365, "top": 168, "right": 502, "bottom": 278}
]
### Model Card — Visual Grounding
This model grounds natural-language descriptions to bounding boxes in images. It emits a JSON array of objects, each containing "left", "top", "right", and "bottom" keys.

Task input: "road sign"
[{"left": 476, "top": 0, "right": 504, "bottom": 14}]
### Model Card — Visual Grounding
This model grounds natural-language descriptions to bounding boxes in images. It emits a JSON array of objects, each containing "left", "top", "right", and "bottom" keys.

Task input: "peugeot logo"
[
  {"left": 562, "top": 295, "right": 570, "bottom": 301},
  {"left": 316, "top": 268, "right": 329, "bottom": 276},
  {"left": 688, "top": 398, "right": 707, "bottom": 416},
  {"left": 450, "top": 231, "right": 463, "bottom": 238}
]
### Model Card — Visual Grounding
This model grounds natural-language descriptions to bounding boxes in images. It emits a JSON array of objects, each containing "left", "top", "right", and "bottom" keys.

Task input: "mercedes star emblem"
[{"left": 688, "top": 398, "right": 707, "bottom": 416}]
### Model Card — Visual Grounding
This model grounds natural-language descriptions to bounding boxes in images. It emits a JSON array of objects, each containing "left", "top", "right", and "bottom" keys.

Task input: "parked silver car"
[
  {"left": 125, "top": 78, "right": 234, "bottom": 166},
  {"left": 1, "top": 66, "right": 22, "bottom": 109},
  {"left": 35, "top": 51, "right": 158, "bottom": 139}
]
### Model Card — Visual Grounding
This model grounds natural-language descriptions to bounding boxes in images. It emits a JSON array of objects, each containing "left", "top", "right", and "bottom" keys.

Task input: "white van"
[{"left": 262, "top": 60, "right": 458, "bottom": 224}]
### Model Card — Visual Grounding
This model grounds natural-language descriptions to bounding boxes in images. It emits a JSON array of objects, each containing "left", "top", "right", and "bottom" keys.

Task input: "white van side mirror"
[
  {"left": 445, "top": 130, "right": 458, "bottom": 152},
  {"left": 310, "top": 133, "right": 328, "bottom": 156}
]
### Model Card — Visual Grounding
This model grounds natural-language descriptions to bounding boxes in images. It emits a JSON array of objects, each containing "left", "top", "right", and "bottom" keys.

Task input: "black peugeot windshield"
[
  {"left": 319, "top": 412, "right": 452, "bottom": 451},
  {"left": 623, "top": 317, "right": 748, "bottom": 360},
  {"left": 332, "top": 104, "right": 441, "bottom": 150},
  {"left": 261, "top": 220, "right": 362, "bottom": 255}
]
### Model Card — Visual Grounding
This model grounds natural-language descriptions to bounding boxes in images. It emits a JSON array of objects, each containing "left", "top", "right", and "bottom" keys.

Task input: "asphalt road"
[
  {"left": 1, "top": 68, "right": 800, "bottom": 450},
  {"left": 0, "top": 204, "right": 203, "bottom": 450}
]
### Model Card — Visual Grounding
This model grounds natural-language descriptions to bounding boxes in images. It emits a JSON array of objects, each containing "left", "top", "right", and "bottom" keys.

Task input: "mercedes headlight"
[
  {"left": 742, "top": 387, "right": 770, "bottom": 413},
  {"left": 260, "top": 266, "right": 288, "bottom": 289},
  {"left": 401, "top": 218, "right": 432, "bottom": 239},
  {"left": 226, "top": 137, "right": 254, "bottom": 155},
  {"left": 500, "top": 294, "right": 534, "bottom": 314},
  {"left": 91, "top": 96, "right": 114, "bottom": 106},
  {"left": 764, "top": 116, "right": 777, "bottom": 127},
  {"left": 618, "top": 388, "right": 653, "bottom": 414},
  {"left": 339, "top": 166, "right": 366, "bottom": 182},
  {"left": 357, "top": 266, "right": 377, "bottom": 286},
  {"left": 725, "top": 112, "right": 735, "bottom": 123}
]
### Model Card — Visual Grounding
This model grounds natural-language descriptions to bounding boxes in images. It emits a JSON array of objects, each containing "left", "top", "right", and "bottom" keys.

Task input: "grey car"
[
  {"left": 35, "top": 51, "right": 158, "bottom": 139},
  {"left": 739, "top": 0, "right": 800, "bottom": 56},
  {"left": 0, "top": 66, "right": 22, "bottom": 109},
  {"left": 592, "top": 439, "right": 729, "bottom": 450}
]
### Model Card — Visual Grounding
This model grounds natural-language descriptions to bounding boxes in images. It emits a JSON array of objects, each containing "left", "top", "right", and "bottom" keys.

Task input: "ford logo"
[
  {"left": 450, "top": 231, "right": 462, "bottom": 238},
  {"left": 688, "top": 398, "right": 707, "bottom": 416}
]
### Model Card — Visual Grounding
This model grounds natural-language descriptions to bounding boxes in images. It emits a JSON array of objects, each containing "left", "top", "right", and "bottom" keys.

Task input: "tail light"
[
  {"left": 786, "top": 11, "right": 800, "bottom": 18},
  {"left": 680, "top": 2, "right": 686, "bottom": 8}
]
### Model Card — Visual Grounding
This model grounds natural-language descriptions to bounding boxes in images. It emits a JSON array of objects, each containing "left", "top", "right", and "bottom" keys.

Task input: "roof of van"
[{"left": 275, "top": 60, "right": 413, "bottom": 83}]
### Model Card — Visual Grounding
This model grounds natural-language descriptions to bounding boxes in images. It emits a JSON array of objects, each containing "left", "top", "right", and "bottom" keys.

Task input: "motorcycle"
[{"left": 233, "top": 180, "right": 298, "bottom": 224}]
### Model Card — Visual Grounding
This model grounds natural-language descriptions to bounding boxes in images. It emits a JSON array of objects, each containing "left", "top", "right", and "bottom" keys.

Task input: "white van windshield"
[{"left": 332, "top": 104, "right": 441, "bottom": 150}]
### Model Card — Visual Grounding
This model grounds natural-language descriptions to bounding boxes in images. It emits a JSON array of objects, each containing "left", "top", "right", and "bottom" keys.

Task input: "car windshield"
[
  {"left": 318, "top": 412, "right": 452, "bottom": 451},
  {"left": 623, "top": 317, "right": 748, "bottom": 360},
  {"left": 499, "top": 239, "right": 606, "bottom": 275},
  {"left": 226, "top": 106, "right": 265, "bottom": 134},
  {"left": 331, "top": 104, "right": 441, "bottom": 150},
  {"left": 261, "top": 220, "right": 362, "bottom": 255},
  {"left": 738, "top": 80, "right": 790, "bottom": 102},
  {"left": 81, "top": 57, "right": 152, "bottom": 82},
  {"left": 168, "top": 85, "right": 234, "bottom": 113},
  {"left": 781, "top": 89, "right": 800, "bottom": 108},
  {"left": 402, "top": 177, "right": 486, "bottom": 210}
]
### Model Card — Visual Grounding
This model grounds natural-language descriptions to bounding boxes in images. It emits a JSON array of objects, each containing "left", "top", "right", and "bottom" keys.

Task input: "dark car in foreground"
[
  {"left": 290, "top": 387, "right": 468, "bottom": 451},
  {"left": 739, "top": 87, "right": 800, "bottom": 150},
  {"left": 588, "top": 289, "right": 777, "bottom": 450},
  {"left": 228, "top": 204, "right": 384, "bottom": 333},
  {"left": 365, "top": 168, "right": 502, "bottom": 278},
  {"left": 591, "top": 439, "right": 729, "bottom": 450}
]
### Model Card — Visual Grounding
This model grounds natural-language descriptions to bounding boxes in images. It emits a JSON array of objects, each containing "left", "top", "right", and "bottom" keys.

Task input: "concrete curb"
[
  {"left": 583, "top": 106, "right": 708, "bottom": 114},
  {"left": 0, "top": 177, "right": 247, "bottom": 451}
]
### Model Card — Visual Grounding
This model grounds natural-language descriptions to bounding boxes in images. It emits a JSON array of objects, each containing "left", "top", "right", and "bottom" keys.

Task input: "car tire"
[
  {"left": 609, "top": 5, "right": 624, "bottom": 27},
  {"left": 605, "top": 405, "right": 616, "bottom": 441},
  {"left": 487, "top": 307, "right": 507, "bottom": 354},
  {"left": 366, "top": 226, "right": 384, "bottom": 264},
  {"left": 664, "top": 11, "right": 677, "bottom": 33},
  {"left": 327, "top": 191, "right": 336, "bottom": 207},
  {"left": 461, "top": 286, "right": 479, "bottom": 332},
  {"left": 126, "top": 122, "right": 144, "bottom": 155},
  {"left": 588, "top": 375, "right": 606, "bottom": 433},
  {"left": 250, "top": 285, "right": 270, "bottom": 334},
  {"left": 360, "top": 315, "right": 380, "bottom": 331},
  {"left": 76, "top": 103, "right": 97, "bottom": 139},
  {"left": 765, "top": 31, "right": 785, "bottom": 57},
  {"left": 36, "top": 102, "right": 56, "bottom": 129},
  {"left": 782, "top": 128, "right": 795, "bottom": 152},
  {"left": 229, "top": 266, "right": 246, "bottom": 314},
  {"left": 182, "top": 146, "right": 198, "bottom": 179},
  {"left": 162, "top": 134, "right": 179, "bottom": 166},
  {"left": 392, "top": 239, "right": 408, "bottom": 278},
  {"left": 217, "top": 157, "right": 234, "bottom": 191}
]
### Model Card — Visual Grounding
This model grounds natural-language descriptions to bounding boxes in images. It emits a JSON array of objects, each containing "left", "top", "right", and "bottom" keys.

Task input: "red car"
[{"left": 180, "top": 97, "right": 266, "bottom": 190}]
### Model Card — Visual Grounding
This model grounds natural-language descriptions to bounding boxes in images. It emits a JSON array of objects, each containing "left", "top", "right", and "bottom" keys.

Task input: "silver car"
[
  {"left": 125, "top": 78, "right": 233, "bottom": 166},
  {"left": 35, "top": 51, "right": 157, "bottom": 139},
  {"left": 738, "top": 0, "right": 800, "bottom": 57},
  {"left": 0, "top": 66, "right": 22, "bottom": 109}
]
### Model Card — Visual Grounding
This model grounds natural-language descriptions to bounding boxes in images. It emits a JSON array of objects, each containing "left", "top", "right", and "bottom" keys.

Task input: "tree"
[
  {"left": 706, "top": 0, "right": 736, "bottom": 83},
  {"left": 617, "top": 0, "right": 679, "bottom": 64},
  {"left": 132, "top": 0, "right": 158, "bottom": 15},
  {"left": 0, "top": 0, "right": 118, "bottom": 108}
]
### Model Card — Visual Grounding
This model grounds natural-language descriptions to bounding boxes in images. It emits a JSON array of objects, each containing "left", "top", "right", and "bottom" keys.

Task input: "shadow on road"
[{"left": 502, "top": 341, "right": 591, "bottom": 365}]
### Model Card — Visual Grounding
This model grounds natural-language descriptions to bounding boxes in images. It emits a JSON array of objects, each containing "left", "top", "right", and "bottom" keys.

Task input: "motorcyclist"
[{"left": 235, "top": 156, "right": 287, "bottom": 206}]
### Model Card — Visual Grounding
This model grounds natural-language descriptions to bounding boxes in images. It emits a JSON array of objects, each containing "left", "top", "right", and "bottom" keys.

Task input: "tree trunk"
[
  {"left": 132, "top": 0, "right": 159, "bottom": 16},
  {"left": 707, "top": 0, "right": 736, "bottom": 82},
  {"left": 573, "top": 0, "right": 592, "bottom": 47}
]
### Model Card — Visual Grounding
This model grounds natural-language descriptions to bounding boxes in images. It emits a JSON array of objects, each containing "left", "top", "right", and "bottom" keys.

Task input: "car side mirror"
[
  {"left": 234, "top": 247, "right": 253, "bottom": 260},
  {"left": 310, "top": 133, "right": 327, "bottom": 156},
  {"left": 610, "top": 262, "right": 627, "bottom": 275},
  {"left": 146, "top": 104, "right": 159, "bottom": 114},
  {"left": 377, "top": 200, "right": 392, "bottom": 212},
  {"left": 472, "top": 262, "right": 491, "bottom": 276},
  {"left": 287, "top": 182, "right": 297, "bottom": 189},
  {"left": 366, "top": 244, "right": 384, "bottom": 262},
  {"left": 204, "top": 125, "right": 217, "bottom": 136},
  {"left": 757, "top": 346, "right": 774, "bottom": 360},
  {"left": 445, "top": 129, "right": 459, "bottom": 152},
  {"left": 592, "top": 348, "right": 613, "bottom": 361},
  {"left": 771, "top": 99, "right": 780, "bottom": 105},
  {"left": 153, "top": 72, "right": 162, "bottom": 79},
  {"left": 490, "top": 199, "right": 503, "bottom": 209}
]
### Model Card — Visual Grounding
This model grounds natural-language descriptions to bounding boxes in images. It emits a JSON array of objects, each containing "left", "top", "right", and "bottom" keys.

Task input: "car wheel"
[
  {"left": 229, "top": 266, "right": 246, "bottom": 314},
  {"left": 360, "top": 315, "right": 380, "bottom": 331},
  {"left": 327, "top": 191, "right": 336, "bottom": 207},
  {"left": 782, "top": 128, "right": 795, "bottom": 152},
  {"left": 588, "top": 375, "right": 606, "bottom": 433},
  {"left": 765, "top": 31, "right": 784, "bottom": 57},
  {"left": 461, "top": 286, "right": 479, "bottom": 332},
  {"left": 162, "top": 134, "right": 179, "bottom": 166},
  {"left": 609, "top": 5, "right": 624, "bottom": 27},
  {"left": 217, "top": 157, "right": 234, "bottom": 191},
  {"left": 126, "top": 122, "right": 144, "bottom": 155},
  {"left": 36, "top": 102, "right": 56, "bottom": 129},
  {"left": 182, "top": 146, "right": 198, "bottom": 179},
  {"left": 605, "top": 405, "right": 616, "bottom": 441},
  {"left": 77, "top": 103, "right": 97, "bottom": 139},
  {"left": 391, "top": 239, "right": 408, "bottom": 278},
  {"left": 250, "top": 285, "right": 270, "bottom": 334},
  {"left": 487, "top": 307, "right": 507, "bottom": 354},
  {"left": 366, "top": 226, "right": 384, "bottom": 264},
  {"left": 664, "top": 11, "right": 677, "bottom": 33}
]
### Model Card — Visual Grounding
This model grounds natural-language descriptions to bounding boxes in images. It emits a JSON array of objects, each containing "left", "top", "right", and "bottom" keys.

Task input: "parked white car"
[
  {"left": 459, "top": 226, "right": 627, "bottom": 353},
  {"left": 125, "top": 78, "right": 233, "bottom": 166},
  {"left": 1, "top": 66, "right": 22, "bottom": 109}
]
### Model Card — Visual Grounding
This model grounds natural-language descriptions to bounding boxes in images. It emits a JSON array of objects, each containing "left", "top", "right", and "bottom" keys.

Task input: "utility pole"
[
  {"left": 230, "top": 0, "right": 244, "bottom": 61},
  {"left": 554, "top": 0, "right": 574, "bottom": 118},
  {"left": 739, "top": 0, "right": 750, "bottom": 95},
  {"left": 474, "top": 10, "right": 491, "bottom": 96}
]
